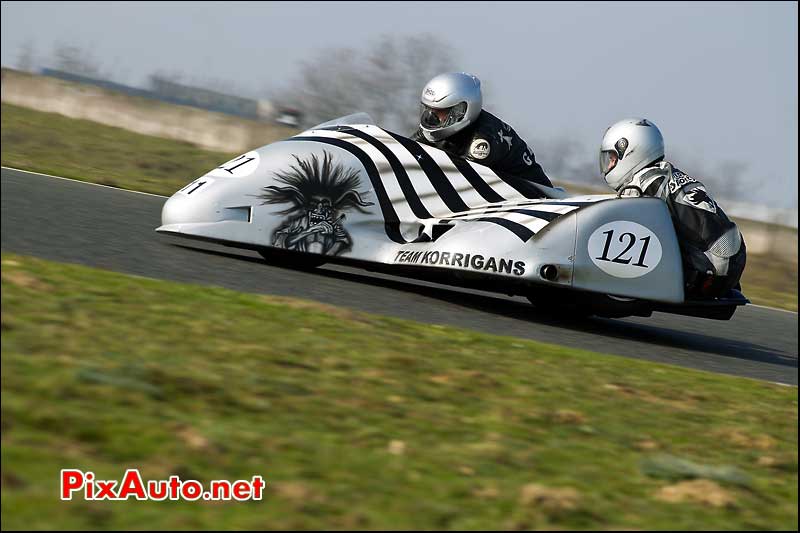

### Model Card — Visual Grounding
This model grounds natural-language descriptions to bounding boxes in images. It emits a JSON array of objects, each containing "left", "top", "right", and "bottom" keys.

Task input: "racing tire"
[
  {"left": 526, "top": 292, "right": 595, "bottom": 319},
  {"left": 526, "top": 291, "right": 650, "bottom": 319},
  {"left": 258, "top": 248, "right": 327, "bottom": 270}
]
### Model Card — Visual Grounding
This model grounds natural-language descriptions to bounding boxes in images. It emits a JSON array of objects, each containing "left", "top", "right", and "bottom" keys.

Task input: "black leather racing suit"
[
  {"left": 624, "top": 161, "right": 746, "bottom": 297},
  {"left": 411, "top": 110, "right": 552, "bottom": 187}
]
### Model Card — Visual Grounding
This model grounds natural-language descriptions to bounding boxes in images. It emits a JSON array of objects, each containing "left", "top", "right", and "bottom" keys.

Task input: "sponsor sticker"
[
  {"left": 522, "top": 150, "right": 533, "bottom": 166},
  {"left": 615, "top": 137, "right": 629, "bottom": 158},
  {"left": 469, "top": 138, "right": 491, "bottom": 160},
  {"left": 668, "top": 168, "right": 698, "bottom": 193},
  {"left": 678, "top": 185, "right": 717, "bottom": 214},
  {"left": 588, "top": 221, "right": 662, "bottom": 278},
  {"left": 394, "top": 249, "right": 526, "bottom": 276}
]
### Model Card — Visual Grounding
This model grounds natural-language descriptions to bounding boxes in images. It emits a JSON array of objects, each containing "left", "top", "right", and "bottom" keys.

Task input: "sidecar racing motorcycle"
[{"left": 156, "top": 113, "right": 748, "bottom": 320}]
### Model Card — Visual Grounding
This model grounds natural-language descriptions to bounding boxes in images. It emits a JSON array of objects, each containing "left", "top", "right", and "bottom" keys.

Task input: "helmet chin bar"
[
  {"left": 422, "top": 126, "right": 451, "bottom": 142},
  {"left": 421, "top": 119, "right": 470, "bottom": 142}
]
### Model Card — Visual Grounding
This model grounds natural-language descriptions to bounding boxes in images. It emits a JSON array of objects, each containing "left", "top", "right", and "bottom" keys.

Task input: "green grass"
[
  {"left": 738, "top": 253, "right": 798, "bottom": 312},
  {"left": 1, "top": 101, "right": 797, "bottom": 311},
  {"left": 1, "top": 253, "right": 797, "bottom": 530},
  {"left": 1, "top": 102, "right": 238, "bottom": 196}
]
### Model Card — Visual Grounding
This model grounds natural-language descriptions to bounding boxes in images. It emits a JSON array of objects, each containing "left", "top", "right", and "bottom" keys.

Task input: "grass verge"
[
  {"left": 1, "top": 102, "right": 237, "bottom": 196},
  {"left": 1, "top": 102, "right": 797, "bottom": 311},
  {"left": 1, "top": 253, "right": 797, "bottom": 530}
]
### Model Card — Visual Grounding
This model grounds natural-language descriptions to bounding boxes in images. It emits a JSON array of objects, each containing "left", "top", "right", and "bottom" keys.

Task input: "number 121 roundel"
[{"left": 588, "top": 221, "right": 663, "bottom": 279}]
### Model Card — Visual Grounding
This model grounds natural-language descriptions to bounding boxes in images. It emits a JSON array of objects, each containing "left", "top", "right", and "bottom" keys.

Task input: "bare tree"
[
  {"left": 149, "top": 69, "right": 186, "bottom": 85},
  {"left": 49, "top": 42, "right": 108, "bottom": 79},
  {"left": 271, "top": 34, "right": 458, "bottom": 131},
  {"left": 52, "top": 44, "right": 97, "bottom": 77},
  {"left": 518, "top": 135, "right": 601, "bottom": 186},
  {"left": 16, "top": 40, "right": 37, "bottom": 72},
  {"left": 669, "top": 147, "right": 749, "bottom": 202},
  {"left": 712, "top": 160, "right": 749, "bottom": 201},
  {"left": 533, "top": 137, "right": 584, "bottom": 183}
]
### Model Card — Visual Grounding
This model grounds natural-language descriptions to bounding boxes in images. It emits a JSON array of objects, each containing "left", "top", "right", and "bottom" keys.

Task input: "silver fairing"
[{"left": 157, "top": 118, "right": 694, "bottom": 305}]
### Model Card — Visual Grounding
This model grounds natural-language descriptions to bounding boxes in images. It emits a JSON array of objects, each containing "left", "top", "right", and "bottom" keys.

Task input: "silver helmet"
[
  {"left": 599, "top": 118, "right": 665, "bottom": 191},
  {"left": 419, "top": 72, "right": 483, "bottom": 142}
]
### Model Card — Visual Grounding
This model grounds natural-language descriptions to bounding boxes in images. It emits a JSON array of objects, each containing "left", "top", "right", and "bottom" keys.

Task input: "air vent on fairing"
[{"left": 222, "top": 206, "right": 252, "bottom": 222}]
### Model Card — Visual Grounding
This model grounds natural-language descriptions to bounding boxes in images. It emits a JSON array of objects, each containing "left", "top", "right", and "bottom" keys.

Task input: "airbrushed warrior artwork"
[{"left": 256, "top": 151, "right": 374, "bottom": 256}]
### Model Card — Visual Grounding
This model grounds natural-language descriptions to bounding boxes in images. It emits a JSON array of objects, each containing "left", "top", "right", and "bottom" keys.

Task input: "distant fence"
[
  {"left": 1, "top": 68, "right": 296, "bottom": 153},
  {"left": 38, "top": 69, "right": 292, "bottom": 123},
  {"left": 149, "top": 76, "right": 260, "bottom": 120},
  {"left": 39, "top": 69, "right": 155, "bottom": 100}
]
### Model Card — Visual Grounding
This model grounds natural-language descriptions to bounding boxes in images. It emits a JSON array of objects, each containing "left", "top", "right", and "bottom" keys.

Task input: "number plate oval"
[{"left": 588, "top": 221, "right": 663, "bottom": 278}]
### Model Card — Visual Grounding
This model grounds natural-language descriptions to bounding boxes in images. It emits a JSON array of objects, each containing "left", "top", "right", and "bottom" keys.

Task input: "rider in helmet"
[
  {"left": 599, "top": 118, "right": 746, "bottom": 298},
  {"left": 411, "top": 72, "right": 552, "bottom": 187}
]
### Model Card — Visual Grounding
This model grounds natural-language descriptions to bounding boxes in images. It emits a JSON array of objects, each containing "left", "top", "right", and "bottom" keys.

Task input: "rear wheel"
[
  {"left": 526, "top": 291, "right": 595, "bottom": 318},
  {"left": 526, "top": 290, "right": 651, "bottom": 319}
]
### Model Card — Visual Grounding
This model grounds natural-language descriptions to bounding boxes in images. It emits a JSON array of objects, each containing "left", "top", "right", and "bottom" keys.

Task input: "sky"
[{"left": 1, "top": 1, "right": 797, "bottom": 208}]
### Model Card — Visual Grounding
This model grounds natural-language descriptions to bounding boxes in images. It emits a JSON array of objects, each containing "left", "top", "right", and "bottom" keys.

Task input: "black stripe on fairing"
[
  {"left": 445, "top": 155, "right": 506, "bottom": 204},
  {"left": 336, "top": 127, "right": 432, "bottom": 219},
  {"left": 321, "top": 126, "right": 562, "bottom": 203},
  {"left": 444, "top": 208, "right": 563, "bottom": 222},
  {"left": 289, "top": 136, "right": 407, "bottom": 244},
  {"left": 515, "top": 200, "right": 598, "bottom": 207},
  {"left": 394, "top": 133, "right": 546, "bottom": 201},
  {"left": 473, "top": 217, "right": 536, "bottom": 242},
  {"left": 492, "top": 169, "right": 550, "bottom": 199},
  {"left": 385, "top": 131, "right": 471, "bottom": 213},
  {"left": 508, "top": 209, "right": 563, "bottom": 221}
]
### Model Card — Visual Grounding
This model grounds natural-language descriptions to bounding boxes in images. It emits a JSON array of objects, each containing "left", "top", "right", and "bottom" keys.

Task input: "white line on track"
[
  {"left": 1, "top": 166, "right": 169, "bottom": 198},
  {"left": 747, "top": 304, "right": 798, "bottom": 315},
  {"left": 3, "top": 166, "right": 798, "bottom": 317}
]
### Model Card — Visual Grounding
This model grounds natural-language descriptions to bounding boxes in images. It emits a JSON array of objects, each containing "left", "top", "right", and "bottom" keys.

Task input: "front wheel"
[{"left": 258, "top": 248, "right": 327, "bottom": 270}]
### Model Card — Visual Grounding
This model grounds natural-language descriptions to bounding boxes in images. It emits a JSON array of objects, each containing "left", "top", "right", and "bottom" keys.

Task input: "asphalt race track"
[{"left": 2, "top": 168, "right": 797, "bottom": 385}]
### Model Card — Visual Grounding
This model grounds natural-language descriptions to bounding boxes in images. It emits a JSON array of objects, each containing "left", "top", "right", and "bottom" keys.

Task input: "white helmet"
[
  {"left": 599, "top": 118, "right": 665, "bottom": 191},
  {"left": 419, "top": 72, "right": 483, "bottom": 142}
]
